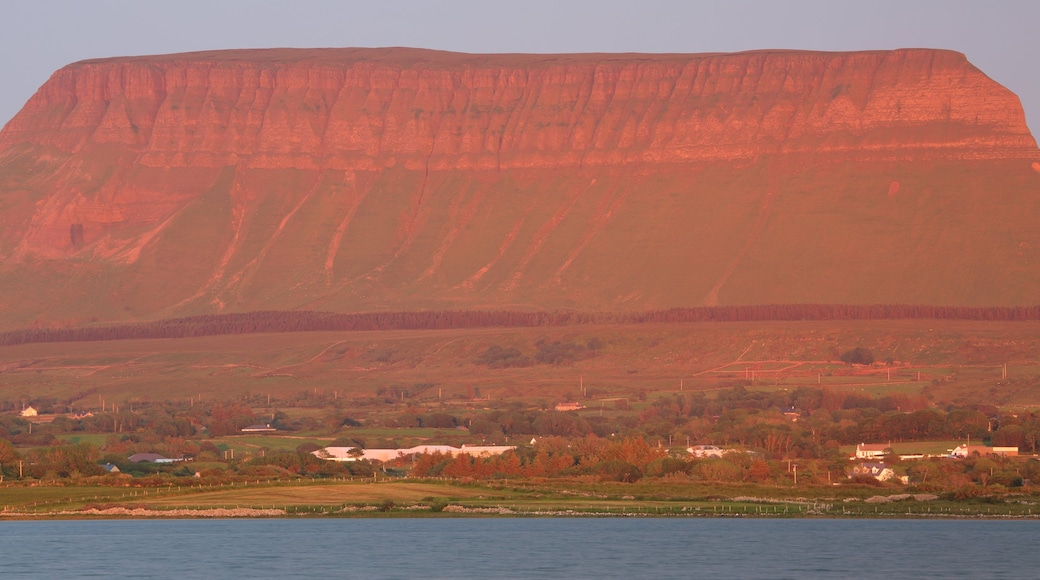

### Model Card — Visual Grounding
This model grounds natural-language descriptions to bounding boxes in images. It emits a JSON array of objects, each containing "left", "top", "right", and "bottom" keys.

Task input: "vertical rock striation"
[
  {"left": 3, "top": 48, "right": 1035, "bottom": 166},
  {"left": 0, "top": 47, "right": 1038, "bottom": 326}
]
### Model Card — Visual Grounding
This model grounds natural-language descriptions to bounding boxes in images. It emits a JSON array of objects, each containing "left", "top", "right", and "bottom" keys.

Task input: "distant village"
[{"left": 3, "top": 382, "right": 1037, "bottom": 492}]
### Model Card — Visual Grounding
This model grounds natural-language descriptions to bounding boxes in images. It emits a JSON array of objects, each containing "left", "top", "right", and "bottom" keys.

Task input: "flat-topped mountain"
[{"left": 0, "top": 47, "right": 1038, "bottom": 328}]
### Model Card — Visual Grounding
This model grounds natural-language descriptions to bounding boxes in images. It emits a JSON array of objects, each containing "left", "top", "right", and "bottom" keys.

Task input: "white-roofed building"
[{"left": 315, "top": 444, "right": 515, "bottom": 462}]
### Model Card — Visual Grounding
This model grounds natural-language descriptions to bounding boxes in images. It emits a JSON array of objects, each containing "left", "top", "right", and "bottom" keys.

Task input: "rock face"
[{"left": 0, "top": 48, "right": 1038, "bottom": 327}]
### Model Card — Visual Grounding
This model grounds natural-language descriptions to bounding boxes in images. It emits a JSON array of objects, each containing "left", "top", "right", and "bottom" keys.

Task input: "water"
[{"left": 0, "top": 518, "right": 1034, "bottom": 579}]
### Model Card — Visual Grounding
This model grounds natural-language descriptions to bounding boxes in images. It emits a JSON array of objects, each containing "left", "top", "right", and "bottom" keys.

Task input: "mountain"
[{"left": 1, "top": 47, "right": 1038, "bottom": 329}]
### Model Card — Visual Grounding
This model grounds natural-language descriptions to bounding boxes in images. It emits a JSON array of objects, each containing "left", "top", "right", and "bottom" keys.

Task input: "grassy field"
[
  {"left": 210, "top": 435, "right": 335, "bottom": 453},
  {"left": 3, "top": 478, "right": 1038, "bottom": 519},
  {"left": 54, "top": 434, "right": 110, "bottom": 446},
  {"left": 2, "top": 320, "right": 1040, "bottom": 411},
  {"left": 128, "top": 481, "right": 497, "bottom": 508},
  {"left": 838, "top": 440, "right": 965, "bottom": 456}
]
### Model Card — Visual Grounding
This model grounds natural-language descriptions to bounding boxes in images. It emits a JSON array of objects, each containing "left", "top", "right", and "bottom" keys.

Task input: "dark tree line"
[{"left": 4, "top": 304, "right": 1040, "bottom": 346}]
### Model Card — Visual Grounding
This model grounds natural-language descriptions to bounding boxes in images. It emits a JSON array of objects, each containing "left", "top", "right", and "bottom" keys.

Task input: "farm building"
[
  {"left": 687, "top": 445, "right": 726, "bottom": 458},
  {"left": 240, "top": 424, "right": 278, "bottom": 433},
  {"left": 950, "top": 445, "right": 1018, "bottom": 458},
  {"left": 315, "top": 444, "right": 515, "bottom": 463},
  {"left": 128, "top": 453, "right": 180, "bottom": 463}
]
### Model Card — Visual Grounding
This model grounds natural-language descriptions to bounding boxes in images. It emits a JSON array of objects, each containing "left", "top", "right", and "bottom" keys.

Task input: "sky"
[{"left": 2, "top": 0, "right": 1039, "bottom": 130}]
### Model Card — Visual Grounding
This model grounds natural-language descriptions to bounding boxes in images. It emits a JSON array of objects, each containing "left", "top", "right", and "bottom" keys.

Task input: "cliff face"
[
  {"left": 0, "top": 48, "right": 1038, "bottom": 327},
  {"left": 3, "top": 48, "right": 1034, "bottom": 166}
]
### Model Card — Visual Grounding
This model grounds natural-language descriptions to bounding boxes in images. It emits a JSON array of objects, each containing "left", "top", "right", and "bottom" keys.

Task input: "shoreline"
[{"left": 3, "top": 504, "right": 1038, "bottom": 521}]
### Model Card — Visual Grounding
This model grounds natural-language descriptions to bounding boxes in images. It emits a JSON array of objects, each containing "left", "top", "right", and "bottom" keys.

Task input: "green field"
[
  {"left": 211, "top": 435, "right": 335, "bottom": 453},
  {"left": 839, "top": 440, "right": 966, "bottom": 456}
]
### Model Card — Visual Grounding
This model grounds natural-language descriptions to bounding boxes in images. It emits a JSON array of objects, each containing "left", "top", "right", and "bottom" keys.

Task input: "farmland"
[
  {"left": 2, "top": 318, "right": 1040, "bottom": 518},
  {"left": 2, "top": 319, "right": 1039, "bottom": 410}
]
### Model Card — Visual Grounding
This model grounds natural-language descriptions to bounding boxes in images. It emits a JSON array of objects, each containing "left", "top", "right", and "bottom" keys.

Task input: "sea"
[{"left": 0, "top": 518, "right": 1034, "bottom": 579}]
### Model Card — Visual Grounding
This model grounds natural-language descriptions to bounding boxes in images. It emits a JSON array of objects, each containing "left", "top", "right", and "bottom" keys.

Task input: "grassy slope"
[
  {"left": 1, "top": 320, "right": 1038, "bottom": 408},
  {"left": 2, "top": 157, "right": 1040, "bottom": 329}
]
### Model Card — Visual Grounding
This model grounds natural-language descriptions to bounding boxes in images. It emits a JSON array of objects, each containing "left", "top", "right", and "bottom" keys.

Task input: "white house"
[
  {"left": 20, "top": 406, "right": 38, "bottom": 417},
  {"left": 850, "top": 462, "right": 897, "bottom": 482},
  {"left": 855, "top": 443, "right": 889, "bottom": 460}
]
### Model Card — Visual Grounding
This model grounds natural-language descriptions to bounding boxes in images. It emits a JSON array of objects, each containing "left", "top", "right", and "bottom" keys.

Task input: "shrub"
[
  {"left": 595, "top": 459, "right": 643, "bottom": 483},
  {"left": 644, "top": 457, "right": 691, "bottom": 478},
  {"left": 475, "top": 345, "right": 531, "bottom": 368},
  {"left": 840, "top": 347, "right": 875, "bottom": 365},
  {"left": 421, "top": 413, "right": 457, "bottom": 429}
]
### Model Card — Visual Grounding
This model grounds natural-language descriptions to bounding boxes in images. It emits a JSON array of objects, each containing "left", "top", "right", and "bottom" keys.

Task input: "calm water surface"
[{"left": 0, "top": 518, "right": 1035, "bottom": 579}]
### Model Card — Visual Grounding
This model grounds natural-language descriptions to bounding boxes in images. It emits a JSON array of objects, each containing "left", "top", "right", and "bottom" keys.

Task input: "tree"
[
  {"left": 991, "top": 425, "right": 1025, "bottom": 448},
  {"left": 746, "top": 458, "right": 773, "bottom": 482},
  {"left": 295, "top": 442, "right": 322, "bottom": 454},
  {"left": 693, "top": 458, "right": 743, "bottom": 482},
  {"left": 0, "top": 438, "right": 18, "bottom": 479}
]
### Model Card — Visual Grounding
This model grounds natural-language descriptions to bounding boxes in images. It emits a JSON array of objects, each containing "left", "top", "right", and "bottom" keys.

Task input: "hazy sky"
[{"left": 2, "top": 0, "right": 1038, "bottom": 130}]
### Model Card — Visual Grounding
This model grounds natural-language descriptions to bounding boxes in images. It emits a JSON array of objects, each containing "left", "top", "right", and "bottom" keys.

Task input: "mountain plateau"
[{"left": 1, "top": 47, "right": 1038, "bottom": 329}]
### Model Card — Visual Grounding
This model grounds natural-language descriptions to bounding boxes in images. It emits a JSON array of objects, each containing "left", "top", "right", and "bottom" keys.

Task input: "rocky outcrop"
[{"left": 0, "top": 48, "right": 1038, "bottom": 326}]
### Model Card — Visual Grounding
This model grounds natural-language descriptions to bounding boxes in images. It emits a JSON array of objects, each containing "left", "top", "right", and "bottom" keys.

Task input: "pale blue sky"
[{"left": 2, "top": 1, "right": 1039, "bottom": 130}]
